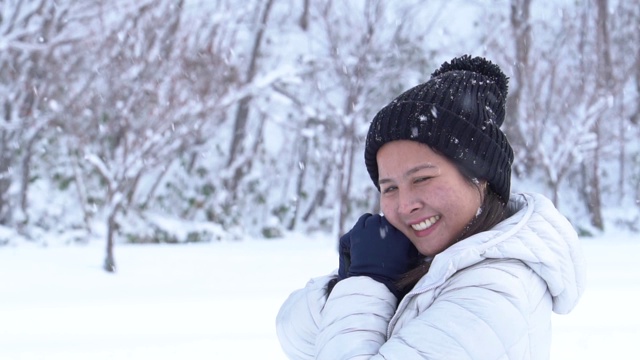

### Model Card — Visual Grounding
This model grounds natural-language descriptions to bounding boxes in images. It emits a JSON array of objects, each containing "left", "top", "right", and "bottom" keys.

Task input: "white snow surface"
[{"left": 1, "top": 232, "right": 638, "bottom": 359}]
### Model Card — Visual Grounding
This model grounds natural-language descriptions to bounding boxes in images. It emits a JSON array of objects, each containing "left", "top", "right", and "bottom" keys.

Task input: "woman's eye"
[
  {"left": 415, "top": 177, "right": 431, "bottom": 184},
  {"left": 382, "top": 186, "right": 397, "bottom": 194}
]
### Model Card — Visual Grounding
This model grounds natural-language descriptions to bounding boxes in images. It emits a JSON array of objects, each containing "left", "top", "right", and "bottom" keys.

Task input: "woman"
[{"left": 276, "top": 55, "right": 586, "bottom": 359}]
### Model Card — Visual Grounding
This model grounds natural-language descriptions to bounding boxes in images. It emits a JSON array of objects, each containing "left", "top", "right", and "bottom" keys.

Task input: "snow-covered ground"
[{"left": 1, "top": 232, "right": 638, "bottom": 359}]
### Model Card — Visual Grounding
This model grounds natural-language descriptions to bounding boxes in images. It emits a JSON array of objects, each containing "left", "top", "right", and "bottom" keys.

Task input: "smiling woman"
[
  {"left": 275, "top": 55, "right": 587, "bottom": 360},
  {"left": 377, "top": 140, "right": 484, "bottom": 257}
]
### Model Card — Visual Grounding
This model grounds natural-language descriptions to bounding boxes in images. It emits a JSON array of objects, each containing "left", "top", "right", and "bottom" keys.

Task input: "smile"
[{"left": 411, "top": 215, "right": 440, "bottom": 231}]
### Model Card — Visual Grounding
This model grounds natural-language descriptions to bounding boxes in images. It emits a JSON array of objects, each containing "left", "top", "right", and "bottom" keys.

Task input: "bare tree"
[
  {"left": 502, "top": 2, "right": 603, "bottom": 207},
  {"left": 0, "top": 0, "right": 88, "bottom": 229},
  {"left": 225, "top": 0, "right": 276, "bottom": 197},
  {"left": 60, "top": 0, "right": 238, "bottom": 270},
  {"left": 269, "top": 0, "right": 435, "bottom": 236},
  {"left": 575, "top": 0, "right": 614, "bottom": 231},
  {"left": 504, "top": 0, "right": 533, "bottom": 175}
]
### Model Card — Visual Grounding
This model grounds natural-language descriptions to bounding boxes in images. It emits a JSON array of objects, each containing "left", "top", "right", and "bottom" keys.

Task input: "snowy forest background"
[{"left": 1, "top": 0, "right": 639, "bottom": 271}]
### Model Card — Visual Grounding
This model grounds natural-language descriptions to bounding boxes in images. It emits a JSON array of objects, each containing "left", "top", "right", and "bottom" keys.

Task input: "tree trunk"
[
  {"left": 302, "top": 167, "right": 331, "bottom": 222},
  {"left": 103, "top": 209, "right": 117, "bottom": 273},
  {"left": 338, "top": 123, "right": 358, "bottom": 237},
  {"left": 0, "top": 129, "right": 12, "bottom": 225},
  {"left": 618, "top": 95, "right": 625, "bottom": 201},
  {"left": 289, "top": 135, "right": 308, "bottom": 230},
  {"left": 580, "top": 0, "right": 611, "bottom": 231},
  {"left": 581, "top": 157, "right": 604, "bottom": 230},
  {"left": 506, "top": 0, "right": 533, "bottom": 174},
  {"left": 299, "top": 0, "right": 310, "bottom": 30},
  {"left": 226, "top": 0, "right": 275, "bottom": 196}
]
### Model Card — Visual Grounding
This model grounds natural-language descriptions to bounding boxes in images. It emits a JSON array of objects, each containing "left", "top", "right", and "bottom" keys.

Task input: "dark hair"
[{"left": 395, "top": 171, "right": 507, "bottom": 294}]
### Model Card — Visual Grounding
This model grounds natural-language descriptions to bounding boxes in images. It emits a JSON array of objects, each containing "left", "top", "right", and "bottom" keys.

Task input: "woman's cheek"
[{"left": 380, "top": 208, "right": 399, "bottom": 231}]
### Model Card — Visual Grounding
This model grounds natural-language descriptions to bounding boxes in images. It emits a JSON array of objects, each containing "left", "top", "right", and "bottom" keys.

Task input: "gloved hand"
[
  {"left": 339, "top": 213, "right": 420, "bottom": 298},
  {"left": 337, "top": 230, "right": 351, "bottom": 280}
]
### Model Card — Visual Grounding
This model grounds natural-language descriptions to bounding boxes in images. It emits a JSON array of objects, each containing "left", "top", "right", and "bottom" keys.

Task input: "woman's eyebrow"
[{"left": 406, "top": 163, "right": 437, "bottom": 176}]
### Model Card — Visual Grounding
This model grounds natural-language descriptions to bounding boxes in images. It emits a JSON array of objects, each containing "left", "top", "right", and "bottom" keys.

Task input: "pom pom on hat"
[{"left": 364, "top": 55, "right": 514, "bottom": 202}]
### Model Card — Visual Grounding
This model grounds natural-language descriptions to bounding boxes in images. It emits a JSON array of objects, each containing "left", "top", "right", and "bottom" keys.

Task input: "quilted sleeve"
[
  {"left": 316, "top": 276, "right": 398, "bottom": 359},
  {"left": 276, "top": 273, "right": 336, "bottom": 360}
]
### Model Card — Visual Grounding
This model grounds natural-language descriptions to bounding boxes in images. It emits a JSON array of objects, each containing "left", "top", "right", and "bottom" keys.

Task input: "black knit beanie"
[{"left": 364, "top": 55, "right": 514, "bottom": 202}]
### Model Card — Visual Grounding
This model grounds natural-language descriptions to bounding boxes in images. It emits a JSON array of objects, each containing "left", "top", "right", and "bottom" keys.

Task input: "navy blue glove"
[
  {"left": 337, "top": 230, "right": 351, "bottom": 280},
  {"left": 339, "top": 213, "right": 419, "bottom": 298}
]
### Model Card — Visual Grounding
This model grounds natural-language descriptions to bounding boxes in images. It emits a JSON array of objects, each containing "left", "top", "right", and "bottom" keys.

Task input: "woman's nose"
[{"left": 398, "top": 189, "right": 421, "bottom": 215}]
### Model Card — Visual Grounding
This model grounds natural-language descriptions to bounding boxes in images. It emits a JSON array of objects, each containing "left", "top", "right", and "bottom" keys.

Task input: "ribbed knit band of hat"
[{"left": 364, "top": 55, "right": 515, "bottom": 202}]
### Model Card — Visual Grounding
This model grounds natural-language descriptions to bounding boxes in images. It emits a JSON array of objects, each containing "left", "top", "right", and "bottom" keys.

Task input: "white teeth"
[{"left": 411, "top": 216, "right": 440, "bottom": 231}]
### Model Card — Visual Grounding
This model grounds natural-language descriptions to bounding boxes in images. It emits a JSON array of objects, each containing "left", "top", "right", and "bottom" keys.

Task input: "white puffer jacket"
[{"left": 276, "top": 193, "right": 586, "bottom": 360}]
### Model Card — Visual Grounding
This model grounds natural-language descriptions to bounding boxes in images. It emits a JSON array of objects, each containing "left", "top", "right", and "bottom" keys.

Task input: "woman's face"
[{"left": 377, "top": 140, "right": 484, "bottom": 256}]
